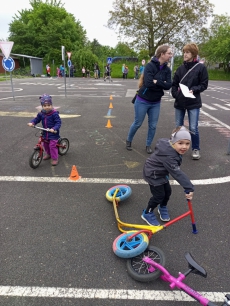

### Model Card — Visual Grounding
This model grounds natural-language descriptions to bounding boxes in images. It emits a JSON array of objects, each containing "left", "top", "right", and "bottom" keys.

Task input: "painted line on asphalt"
[
  {"left": 0, "top": 286, "right": 227, "bottom": 302},
  {"left": 0, "top": 111, "right": 80, "bottom": 118},
  {"left": 201, "top": 109, "right": 230, "bottom": 130},
  {"left": 0, "top": 176, "right": 230, "bottom": 185}
]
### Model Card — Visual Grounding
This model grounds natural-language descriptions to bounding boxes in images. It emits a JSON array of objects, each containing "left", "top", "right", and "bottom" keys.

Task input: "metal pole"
[
  {"left": 63, "top": 59, "right": 67, "bottom": 97},
  {"left": 10, "top": 71, "right": 15, "bottom": 101}
]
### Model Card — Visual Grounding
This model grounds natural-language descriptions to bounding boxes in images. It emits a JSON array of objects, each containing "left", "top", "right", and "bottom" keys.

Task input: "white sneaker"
[{"left": 192, "top": 149, "right": 200, "bottom": 160}]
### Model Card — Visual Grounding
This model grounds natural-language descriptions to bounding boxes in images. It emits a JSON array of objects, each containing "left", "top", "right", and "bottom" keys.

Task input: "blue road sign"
[
  {"left": 67, "top": 59, "right": 72, "bottom": 68},
  {"left": 2, "top": 57, "right": 15, "bottom": 72},
  {"left": 107, "top": 57, "right": 112, "bottom": 64}
]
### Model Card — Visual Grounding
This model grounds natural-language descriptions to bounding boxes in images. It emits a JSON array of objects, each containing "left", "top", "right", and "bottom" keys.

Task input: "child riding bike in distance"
[
  {"left": 142, "top": 126, "right": 194, "bottom": 226},
  {"left": 27, "top": 94, "right": 62, "bottom": 166}
]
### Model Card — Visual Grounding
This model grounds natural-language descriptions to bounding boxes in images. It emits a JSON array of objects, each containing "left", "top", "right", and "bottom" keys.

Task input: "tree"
[
  {"left": 113, "top": 42, "right": 137, "bottom": 57},
  {"left": 8, "top": 0, "right": 87, "bottom": 64},
  {"left": 200, "top": 14, "right": 230, "bottom": 71},
  {"left": 107, "top": 0, "right": 214, "bottom": 57}
]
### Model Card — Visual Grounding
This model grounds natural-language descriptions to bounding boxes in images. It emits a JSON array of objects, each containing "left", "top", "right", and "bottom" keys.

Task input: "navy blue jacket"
[
  {"left": 30, "top": 109, "right": 61, "bottom": 140},
  {"left": 138, "top": 57, "right": 172, "bottom": 102},
  {"left": 143, "top": 138, "right": 194, "bottom": 192},
  {"left": 171, "top": 61, "right": 208, "bottom": 110}
]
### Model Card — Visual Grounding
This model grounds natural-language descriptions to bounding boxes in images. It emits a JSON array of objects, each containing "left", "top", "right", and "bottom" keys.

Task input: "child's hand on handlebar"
[
  {"left": 27, "top": 123, "right": 34, "bottom": 127},
  {"left": 49, "top": 128, "right": 55, "bottom": 133},
  {"left": 185, "top": 192, "right": 193, "bottom": 200}
]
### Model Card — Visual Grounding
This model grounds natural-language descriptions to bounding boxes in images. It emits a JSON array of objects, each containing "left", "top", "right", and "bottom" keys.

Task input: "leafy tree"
[
  {"left": 71, "top": 48, "right": 99, "bottom": 72},
  {"left": 113, "top": 42, "right": 137, "bottom": 57},
  {"left": 200, "top": 14, "right": 230, "bottom": 71},
  {"left": 8, "top": 0, "right": 87, "bottom": 64},
  {"left": 107, "top": 0, "right": 214, "bottom": 57}
]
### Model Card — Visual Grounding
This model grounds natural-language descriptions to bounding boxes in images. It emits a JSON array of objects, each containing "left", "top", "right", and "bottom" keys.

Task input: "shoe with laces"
[
  {"left": 192, "top": 149, "right": 200, "bottom": 160},
  {"left": 141, "top": 210, "right": 160, "bottom": 226},
  {"left": 43, "top": 155, "right": 51, "bottom": 160},
  {"left": 158, "top": 206, "right": 170, "bottom": 222}
]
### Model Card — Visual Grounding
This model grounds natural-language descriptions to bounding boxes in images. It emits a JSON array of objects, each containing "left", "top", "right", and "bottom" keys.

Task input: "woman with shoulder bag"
[
  {"left": 171, "top": 43, "right": 208, "bottom": 160},
  {"left": 126, "top": 45, "right": 173, "bottom": 154}
]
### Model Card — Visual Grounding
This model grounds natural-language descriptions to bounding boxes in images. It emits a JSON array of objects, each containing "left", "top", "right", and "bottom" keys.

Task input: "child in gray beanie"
[{"left": 142, "top": 126, "right": 194, "bottom": 226}]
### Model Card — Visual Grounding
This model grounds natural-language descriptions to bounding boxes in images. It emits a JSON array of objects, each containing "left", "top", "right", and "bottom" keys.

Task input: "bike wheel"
[
  {"left": 106, "top": 185, "right": 132, "bottom": 202},
  {"left": 126, "top": 245, "right": 166, "bottom": 282},
  {"left": 29, "top": 150, "right": 43, "bottom": 169},
  {"left": 58, "top": 138, "right": 69, "bottom": 155},
  {"left": 113, "top": 231, "right": 149, "bottom": 259}
]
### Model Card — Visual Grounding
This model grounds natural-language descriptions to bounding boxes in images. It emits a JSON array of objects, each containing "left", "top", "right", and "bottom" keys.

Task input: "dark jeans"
[{"left": 146, "top": 182, "right": 172, "bottom": 212}]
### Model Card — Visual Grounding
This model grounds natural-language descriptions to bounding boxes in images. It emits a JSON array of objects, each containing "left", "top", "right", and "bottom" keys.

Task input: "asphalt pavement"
[{"left": 0, "top": 76, "right": 230, "bottom": 306}]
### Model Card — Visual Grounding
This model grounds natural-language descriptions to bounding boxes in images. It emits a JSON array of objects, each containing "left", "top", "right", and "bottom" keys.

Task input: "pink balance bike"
[
  {"left": 127, "top": 249, "right": 230, "bottom": 306},
  {"left": 29, "top": 125, "right": 69, "bottom": 169}
]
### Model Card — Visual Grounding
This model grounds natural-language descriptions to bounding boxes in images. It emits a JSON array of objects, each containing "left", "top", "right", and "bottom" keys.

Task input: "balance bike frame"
[{"left": 112, "top": 188, "right": 198, "bottom": 235}]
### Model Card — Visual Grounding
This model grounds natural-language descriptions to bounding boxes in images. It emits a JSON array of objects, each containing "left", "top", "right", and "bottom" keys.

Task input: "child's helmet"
[{"left": 39, "top": 94, "right": 52, "bottom": 105}]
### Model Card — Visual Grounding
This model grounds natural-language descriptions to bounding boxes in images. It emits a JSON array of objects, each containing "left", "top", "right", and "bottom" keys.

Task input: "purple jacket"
[{"left": 30, "top": 109, "right": 61, "bottom": 140}]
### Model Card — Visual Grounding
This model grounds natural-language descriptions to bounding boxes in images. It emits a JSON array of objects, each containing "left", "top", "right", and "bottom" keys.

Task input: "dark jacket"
[
  {"left": 143, "top": 138, "right": 194, "bottom": 192},
  {"left": 138, "top": 57, "right": 172, "bottom": 102},
  {"left": 30, "top": 109, "right": 61, "bottom": 140},
  {"left": 171, "top": 61, "right": 208, "bottom": 110}
]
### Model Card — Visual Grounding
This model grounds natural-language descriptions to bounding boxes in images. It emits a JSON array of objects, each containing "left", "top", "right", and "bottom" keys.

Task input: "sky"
[{"left": 0, "top": 0, "right": 228, "bottom": 48}]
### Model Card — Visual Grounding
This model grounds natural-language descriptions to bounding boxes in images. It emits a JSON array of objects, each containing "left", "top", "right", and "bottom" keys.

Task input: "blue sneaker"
[
  {"left": 158, "top": 206, "right": 170, "bottom": 221},
  {"left": 141, "top": 210, "right": 160, "bottom": 226}
]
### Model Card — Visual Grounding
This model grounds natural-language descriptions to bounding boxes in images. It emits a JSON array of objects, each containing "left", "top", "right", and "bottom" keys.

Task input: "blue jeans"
[
  {"left": 175, "top": 108, "right": 200, "bottom": 150},
  {"left": 127, "top": 97, "right": 161, "bottom": 146}
]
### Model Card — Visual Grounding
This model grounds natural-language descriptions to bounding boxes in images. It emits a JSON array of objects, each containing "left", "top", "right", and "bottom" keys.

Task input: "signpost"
[
  {"left": 67, "top": 52, "right": 72, "bottom": 85},
  {"left": 107, "top": 57, "right": 112, "bottom": 64},
  {"left": 0, "top": 41, "right": 15, "bottom": 100},
  {"left": 61, "top": 46, "right": 67, "bottom": 96}
]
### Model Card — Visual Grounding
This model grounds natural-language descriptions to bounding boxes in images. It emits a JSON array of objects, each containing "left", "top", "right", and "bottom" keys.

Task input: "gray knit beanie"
[{"left": 171, "top": 126, "right": 191, "bottom": 144}]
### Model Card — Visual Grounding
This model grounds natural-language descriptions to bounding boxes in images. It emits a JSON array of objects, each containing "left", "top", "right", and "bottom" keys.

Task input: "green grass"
[{"left": 207, "top": 69, "right": 230, "bottom": 81}]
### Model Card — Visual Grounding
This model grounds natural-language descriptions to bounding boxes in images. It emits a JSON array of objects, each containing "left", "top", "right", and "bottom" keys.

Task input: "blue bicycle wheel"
[
  {"left": 106, "top": 185, "right": 132, "bottom": 202},
  {"left": 113, "top": 231, "right": 149, "bottom": 258}
]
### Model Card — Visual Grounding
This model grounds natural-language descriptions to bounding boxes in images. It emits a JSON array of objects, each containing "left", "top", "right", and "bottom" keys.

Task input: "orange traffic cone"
[
  {"left": 109, "top": 102, "right": 113, "bottom": 109},
  {"left": 69, "top": 165, "right": 81, "bottom": 181},
  {"left": 105, "top": 119, "right": 113, "bottom": 128},
  {"left": 110, "top": 95, "right": 113, "bottom": 100}
]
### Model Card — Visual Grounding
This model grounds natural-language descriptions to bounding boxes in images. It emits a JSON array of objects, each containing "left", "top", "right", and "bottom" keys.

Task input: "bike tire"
[
  {"left": 58, "top": 138, "right": 70, "bottom": 155},
  {"left": 126, "top": 245, "right": 166, "bottom": 282},
  {"left": 113, "top": 231, "right": 149, "bottom": 259},
  {"left": 106, "top": 185, "right": 132, "bottom": 202},
  {"left": 29, "top": 150, "right": 43, "bottom": 169}
]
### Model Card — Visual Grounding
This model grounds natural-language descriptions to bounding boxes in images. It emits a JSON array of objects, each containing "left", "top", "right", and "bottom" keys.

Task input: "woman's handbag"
[{"left": 132, "top": 90, "right": 139, "bottom": 104}]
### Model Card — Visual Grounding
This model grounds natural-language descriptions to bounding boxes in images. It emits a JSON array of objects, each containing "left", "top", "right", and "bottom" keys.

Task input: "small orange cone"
[
  {"left": 105, "top": 119, "right": 113, "bottom": 128},
  {"left": 69, "top": 165, "right": 81, "bottom": 181},
  {"left": 109, "top": 102, "right": 113, "bottom": 109},
  {"left": 110, "top": 95, "right": 113, "bottom": 100}
]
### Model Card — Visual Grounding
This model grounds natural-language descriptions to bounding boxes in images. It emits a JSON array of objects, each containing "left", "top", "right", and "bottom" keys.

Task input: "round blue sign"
[
  {"left": 67, "top": 59, "right": 72, "bottom": 68},
  {"left": 2, "top": 57, "right": 15, "bottom": 72}
]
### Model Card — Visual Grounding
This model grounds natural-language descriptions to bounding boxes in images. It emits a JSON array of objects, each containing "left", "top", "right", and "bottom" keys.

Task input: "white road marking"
[
  {"left": 126, "top": 89, "right": 137, "bottom": 97},
  {"left": 202, "top": 103, "right": 217, "bottom": 110},
  {"left": 201, "top": 110, "right": 230, "bottom": 130},
  {"left": 0, "top": 88, "right": 23, "bottom": 92},
  {"left": 0, "top": 176, "right": 230, "bottom": 185},
  {"left": 0, "top": 286, "right": 227, "bottom": 302},
  {"left": 213, "top": 104, "right": 230, "bottom": 110}
]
